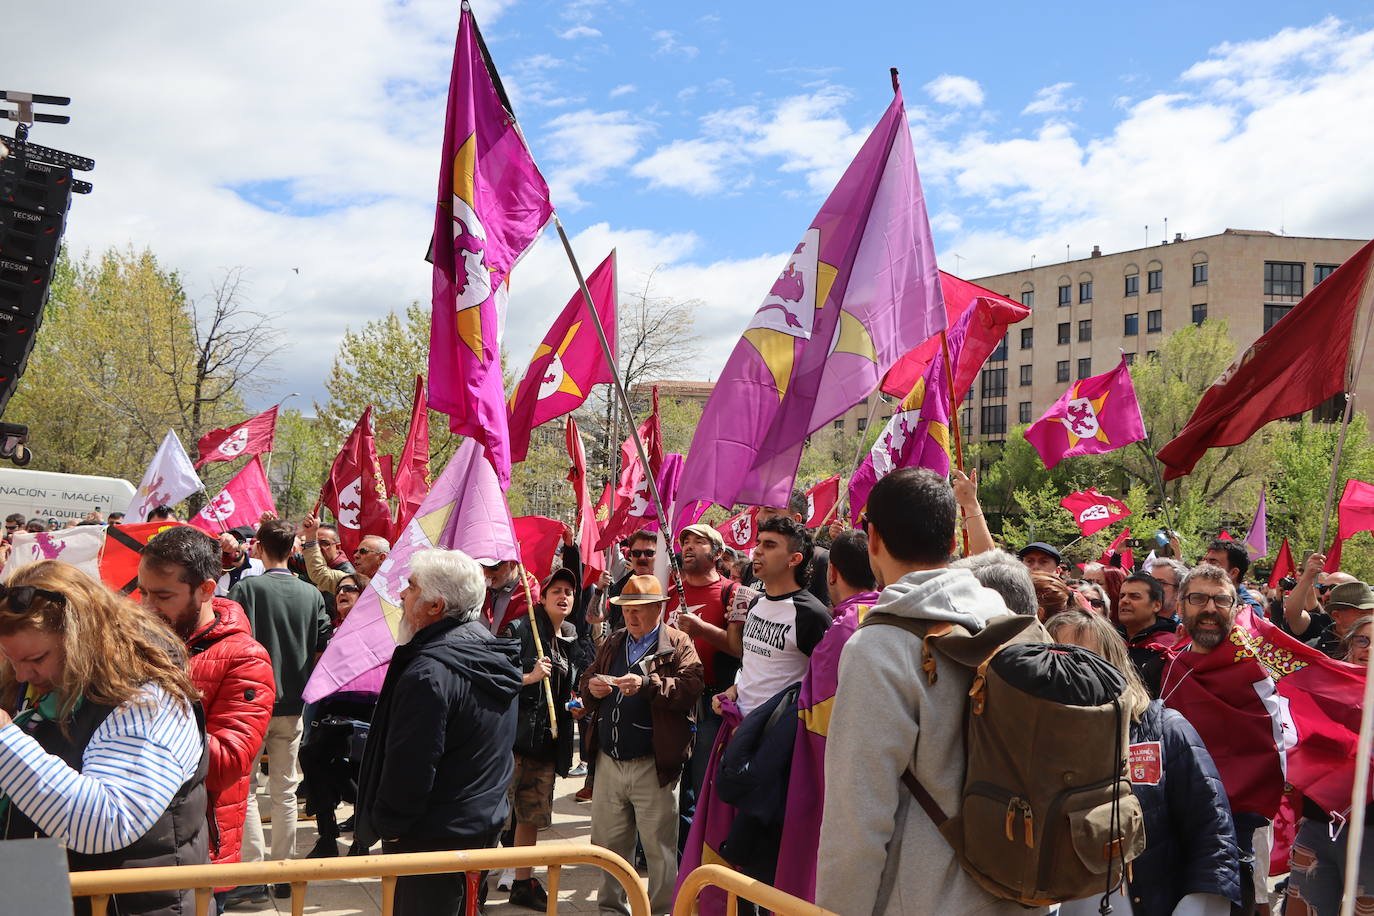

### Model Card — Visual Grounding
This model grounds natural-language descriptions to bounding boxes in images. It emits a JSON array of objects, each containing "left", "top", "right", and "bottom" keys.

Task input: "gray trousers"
[{"left": 590, "top": 752, "right": 678, "bottom": 915}]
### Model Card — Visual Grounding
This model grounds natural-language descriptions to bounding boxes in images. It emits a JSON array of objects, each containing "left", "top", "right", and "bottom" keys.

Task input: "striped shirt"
[{"left": 0, "top": 682, "right": 202, "bottom": 855}]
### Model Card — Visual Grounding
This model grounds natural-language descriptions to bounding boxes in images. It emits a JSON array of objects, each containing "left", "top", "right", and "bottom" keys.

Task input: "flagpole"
[
  {"left": 553, "top": 217, "right": 687, "bottom": 605},
  {"left": 1137, "top": 437, "right": 1179, "bottom": 542},
  {"left": 837, "top": 396, "right": 886, "bottom": 524},
  {"left": 518, "top": 565, "right": 559, "bottom": 741},
  {"left": 939, "top": 330, "right": 973, "bottom": 556},
  {"left": 1342, "top": 638, "right": 1374, "bottom": 916}
]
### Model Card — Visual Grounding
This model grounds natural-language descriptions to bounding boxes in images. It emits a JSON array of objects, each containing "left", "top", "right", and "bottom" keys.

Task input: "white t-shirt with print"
[{"left": 734, "top": 588, "right": 832, "bottom": 716}]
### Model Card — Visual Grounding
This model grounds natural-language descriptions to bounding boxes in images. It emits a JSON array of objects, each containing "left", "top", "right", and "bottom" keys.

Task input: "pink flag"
[
  {"left": 566, "top": 417, "right": 606, "bottom": 579},
  {"left": 1024, "top": 355, "right": 1147, "bottom": 469},
  {"left": 508, "top": 251, "right": 617, "bottom": 463},
  {"left": 428, "top": 4, "right": 553, "bottom": 486},
  {"left": 302, "top": 438, "right": 519, "bottom": 702},
  {"left": 1338, "top": 478, "right": 1374, "bottom": 539},
  {"left": 190, "top": 457, "right": 277, "bottom": 535},
  {"left": 677, "top": 83, "right": 945, "bottom": 515},
  {"left": 1244, "top": 488, "right": 1268, "bottom": 561},
  {"left": 195, "top": 406, "right": 278, "bottom": 469}
]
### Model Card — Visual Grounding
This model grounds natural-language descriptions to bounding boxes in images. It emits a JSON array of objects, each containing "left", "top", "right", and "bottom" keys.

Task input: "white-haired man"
[{"left": 354, "top": 549, "right": 523, "bottom": 916}]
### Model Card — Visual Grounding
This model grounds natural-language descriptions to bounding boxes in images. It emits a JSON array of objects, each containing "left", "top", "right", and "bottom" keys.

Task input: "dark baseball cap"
[
  {"left": 1018, "top": 542, "right": 1063, "bottom": 564},
  {"left": 542, "top": 567, "right": 578, "bottom": 592}
]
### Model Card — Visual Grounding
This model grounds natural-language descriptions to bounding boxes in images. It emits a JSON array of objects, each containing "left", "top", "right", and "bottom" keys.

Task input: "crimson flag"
[
  {"left": 392, "top": 375, "right": 432, "bottom": 540},
  {"left": 508, "top": 252, "right": 617, "bottom": 463},
  {"left": 1338, "top": 478, "right": 1374, "bottom": 539},
  {"left": 566, "top": 417, "right": 605, "bottom": 579},
  {"left": 195, "top": 406, "right": 278, "bottom": 469},
  {"left": 596, "top": 387, "right": 664, "bottom": 549},
  {"left": 717, "top": 507, "right": 759, "bottom": 553},
  {"left": 1060, "top": 487, "right": 1131, "bottom": 537},
  {"left": 803, "top": 476, "right": 840, "bottom": 528},
  {"left": 320, "top": 407, "right": 393, "bottom": 554},
  {"left": 1098, "top": 527, "right": 1131, "bottom": 564},
  {"left": 1267, "top": 538, "right": 1296, "bottom": 590},
  {"left": 513, "top": 515, "right": 568, "bottom": 583},
  {"left": 1158, "top": 239, "right": 1374, "bottom": 479},
  {"left": 190, "top": 457, "right": 277, "bottom": 535},
  {"left": 1324, "top": 534, "right": 1344, "bottom": 573}
]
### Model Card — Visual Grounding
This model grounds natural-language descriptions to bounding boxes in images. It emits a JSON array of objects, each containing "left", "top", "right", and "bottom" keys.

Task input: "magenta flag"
[
  {"left": 429, "top": 4, "right": 554, "bottom": 487},
  {"left": 1244, "top": 488, "right": 1268, "bottom": 561},
  {"left": 302, "top": 438, "right": 518, "bottom": 702},
  {"left": 675, "top": 85, "right": 945, "bottom": 514},
  {"left": 1338, "top": 478, "right": 1374, "bottom": 539},
  {"left": 190, "top": 457, "right": 276, "bottom": 535},
  {"left": 1024, "top": 354, "right": 1147, "bottom": 469},
  {"left": 508, "top": 251, "right": 617, "bottom": 463}
]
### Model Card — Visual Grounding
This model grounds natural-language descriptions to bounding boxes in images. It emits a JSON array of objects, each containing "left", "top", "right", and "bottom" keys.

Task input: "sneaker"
[
  {"left": 307, "top": 836, "right": 339, "bottom": 858},
  {"left": 574, "top": 785, "right": 593, "bottom": 802},
  {"left": 222, "top": 884, "right": 269, "bottom": 908},
  {"left": 508, "top": 877, "right": 549, "bottom": 910},
  {"left": 338, "top": 814, "right": 356, "bottom": 833},
  {"left": 273, "top": 883, "right": 292, "bottom": 899},
  {"left": 568, "top": 762, "right": 588, "bottom": 777},
  {"left": 496, "top": 868, "right": 515, "bottom": 891}
]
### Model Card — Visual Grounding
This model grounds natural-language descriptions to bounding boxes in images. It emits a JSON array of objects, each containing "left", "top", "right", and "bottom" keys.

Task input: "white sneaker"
[{"left": 497, "top": 868, "right": 515, "bottom": 891}]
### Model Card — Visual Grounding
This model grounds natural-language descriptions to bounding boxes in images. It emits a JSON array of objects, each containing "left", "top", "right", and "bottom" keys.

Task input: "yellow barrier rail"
[
  {"left": 672, "top": 864, "right": 837, "bottom": 916},
  {"left": 67, "top": 843, "right": 649, "bottom": 916}
]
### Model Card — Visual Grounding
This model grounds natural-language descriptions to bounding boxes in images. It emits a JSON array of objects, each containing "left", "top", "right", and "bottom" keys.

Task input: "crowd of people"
[{"left": 0, "top": 473, "right": 1368, "bottom": 916}]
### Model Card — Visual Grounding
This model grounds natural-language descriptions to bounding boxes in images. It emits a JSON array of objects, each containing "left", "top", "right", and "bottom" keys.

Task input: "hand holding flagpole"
[{"left": 519, "top": 564, "right": 558, "bottom": 740}]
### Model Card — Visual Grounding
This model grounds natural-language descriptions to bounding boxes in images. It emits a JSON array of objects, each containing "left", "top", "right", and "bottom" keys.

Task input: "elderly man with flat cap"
[{"left": 576, "top": 574, "right": 704, "bottom": 915}]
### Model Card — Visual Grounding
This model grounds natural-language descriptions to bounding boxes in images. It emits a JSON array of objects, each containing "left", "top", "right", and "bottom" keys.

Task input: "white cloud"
[
  {"left": 609, "top": 84, "right": 637, "bottom": 97},
  {"left": 923, "top": 74, "right": 985, "bottom": 108},
  {"left": 558, "top": 25, "right": 601, "bottom": 39},
  {"left": 652, "top": 29, "right": 699, "bottom": 59},
  {"left": 1022, "top": 82, "right": 1082, "bottom": 115},
  {"left": 541, "top": 109, "right": 652, "bottom": 207},
  {"left": 631, "top": 139, "right": 739, "bottom": 195}
]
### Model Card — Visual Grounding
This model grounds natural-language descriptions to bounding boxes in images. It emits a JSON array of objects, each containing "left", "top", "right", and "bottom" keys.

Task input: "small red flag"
[
  {"left": 320, "top": 407, "right": 393, "bottom": 554},
  {"left": 596, "top": 387, "right": 664, "bottom": 550},
  {"left": 1267, "top": 538, "right": 1295, "bottom": 590},
  {"left": 190, "top": 457, "right": 277, "bottom": 535},
  {"left": 195, "top": 406, "right": 278, "bottom": 470},
  {"left": 1060, "top": 487, "right": 1132, "bottom": 537},
  {"left": 717, "top": 507, "right": 759, "bottom": 553},
  {"left": 566, "top": 417, "right": 605, "bottom": 579},
  {"left": 1323, "top": 534, "right": 1344, "bottom": 573},
  {"left": 392, "top": 375, "right": 432, "bottom": 540},
  {"left": 513, "top": 515, "right": 568, "bottom": 583},
  {"left": 1218, "top": 530, "right": 1234, "bottom": 541},
  {"left": 1097, "top": 527, "right": 1131, "bottom": 565},
  {"left": 1337, "top": 478, "right": 1374, "bottom": 539},
  {"left": 802, "top": 476, "right": 841, "bottom": 528}
]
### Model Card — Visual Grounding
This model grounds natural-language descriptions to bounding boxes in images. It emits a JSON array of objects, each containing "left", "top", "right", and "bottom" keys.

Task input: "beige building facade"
[{"left": 962, "top": 228, "right": 1369, "bottom": 444}]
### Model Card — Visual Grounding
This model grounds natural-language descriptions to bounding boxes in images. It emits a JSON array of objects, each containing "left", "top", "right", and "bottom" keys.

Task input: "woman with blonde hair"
[
  {"left": 0, "top": 560, "right": 207, "bottom": 916},
  {"left": 1047, "top": 609, "right": 1241, "bottom": 916}
]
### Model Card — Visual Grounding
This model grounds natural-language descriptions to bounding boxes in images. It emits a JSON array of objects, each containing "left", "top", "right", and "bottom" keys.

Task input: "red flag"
[
  {"left": 880, "top": 272, "right": 1030, "bottom": 399},
  {"left": 190, "top": 457, "right": 277, "bottom": 535},
  {"left": 566, "top": 417, "right": 605, "bottom": 579},
  {"left": 717, "top": 507, "right": 759, "bottom": 553},
  {"left": 1059, "top": 487, "right": 1132, "bottom": 537},
  {"left": 1097, "top": 527, "right": 1131, "bottom": 565},
  {"left": 1266, "top": 538, "right": 1296, "bottom": 590},
  {"left": 596, "top": 387, "right": 664, "bottom": 549},
  {"left": 508, "top": 252, "right": 617, "bottom": 463},
  {"left": 1323, "top": 534, "right": 1344, "bottom": 573},
  {"left": 1024, "top": 355, "right": 1146, "bottom": 469},
  {"left": 195, "top": 406, "right": 278, "bottom": 469},
  {"left": 100, "top": 520, "right": 189, "bottom": 597},
  {"left": 379, "top": 454, "right": 396, "bottom": 496},
  {"left": 392, "top": 375, "right": 432, "bottom": 540},
  {"left": 513, "top": 515, "right": 568, "bottom": 583},
  {"left": 320, "top": 407, "right": 393, "bottom": 554},
  {"left": 1158, "top": 239, "right": 1374, "bottom": 479},
  {"left": 1217, "top": 529, "right": 1234, "bottom": 541},
  {"left": 802, "top": 476, "right": 840, "bottom": 528},
  {"left": 1338, "top": 478, "right": 1374, "bottom": 539}
]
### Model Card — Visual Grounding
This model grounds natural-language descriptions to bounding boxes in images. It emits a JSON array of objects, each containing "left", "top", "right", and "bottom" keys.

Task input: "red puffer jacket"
[{"left": 186, "top": 597, "right": 275, "bottom": 865}]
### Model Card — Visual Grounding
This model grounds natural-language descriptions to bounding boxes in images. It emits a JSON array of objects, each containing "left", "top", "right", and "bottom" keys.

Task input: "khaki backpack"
[{"left": 857, "top": 612, "right": 1145, "bottom": 908}]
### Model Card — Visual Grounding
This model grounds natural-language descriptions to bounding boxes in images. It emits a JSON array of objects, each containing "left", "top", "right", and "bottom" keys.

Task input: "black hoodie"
[{"left": 354, "top": 617, "right": 522, "bottom": 848}]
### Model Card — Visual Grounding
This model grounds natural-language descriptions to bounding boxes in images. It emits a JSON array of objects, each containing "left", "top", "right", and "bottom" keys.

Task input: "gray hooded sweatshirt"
[{"left": 816, "top": 567, "right": 1047, "bottom": 916}]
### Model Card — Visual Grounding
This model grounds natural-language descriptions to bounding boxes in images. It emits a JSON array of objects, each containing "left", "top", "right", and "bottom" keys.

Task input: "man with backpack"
[{"left": 817, "top": 469, "right": 1045, "bottom": 916}]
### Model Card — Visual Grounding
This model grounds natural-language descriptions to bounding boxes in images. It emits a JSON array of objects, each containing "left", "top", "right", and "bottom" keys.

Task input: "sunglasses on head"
[
  {"left": 0, "top": 583, "right": 65, "bottom": 612},
  {"left": 630, "top": 549, "right": 656, "bottom": 559}
]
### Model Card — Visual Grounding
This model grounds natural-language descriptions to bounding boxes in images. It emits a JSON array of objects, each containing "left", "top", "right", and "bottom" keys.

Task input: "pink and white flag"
[{"left": 190, "top": 457, "right": 276, "bottom": 535}]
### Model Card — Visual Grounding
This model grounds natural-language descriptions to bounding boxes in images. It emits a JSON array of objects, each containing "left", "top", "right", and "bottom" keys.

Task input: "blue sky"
[{"left": 8, "top": 1, "right": 1374, "bottom": 412}]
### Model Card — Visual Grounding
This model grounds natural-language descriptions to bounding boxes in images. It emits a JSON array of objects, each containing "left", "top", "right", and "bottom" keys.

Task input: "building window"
[
  {"left": 1018, "top": 401, "right": 1033, "bottom": 424},
  {"left": 1192, "top": 263, "right": 1208, "bottom": 286},
  {"left": 1264, "top": 303, "right": 1294, "bottom": 331},
  {"left": 981, "top": 368, "right": 1007, "bottom": 398},
  {"left": 1315, "top": 263, "right": 1339, "bottom": 285},
  {"left": 1020, "top": 327, "right": 1033, "bottom": 349},
  {"left": 1125, "top": 275, "right": 1139, "bottom": 297},
  {"left": 1021, "top": 290, "right": 1035, "bottom": 308},
  {"left": 1056, "top": 360, "right": 1070, "bottom": 383},
  {"left": 856, "top": 417, "right": 868, "bottom": 432},
  {"left": 1123, "top": 313, "right": 1139, "bottom": 336},
  {"left": 1313, "top": 393, "right": 1346, "bottom": 423},
  {"left": 1147, "top": 269, "right": 1162, "bottom": 292},
  {"left": 981, "top": 404, "right": 1007, "bottom": 436},
  {"left": 961, "top": 407, "right": 973, "bottom": 439},
  {"left": 1123, "top": 352, "right": 1136, "bottom": 366},
  {"left": 965, "top": 386, "right": 974, "bottom": 403},
  {"left": 1079, "top": 281, "right": 1093, "bottom": 303},
  {"left": 1019, "top": 364, "right": 1033, "bottom": 387},
  {"left": 990, "top": 334, "right": 1008, "bottom": 361},
  {"left": 1058, "top": 285, "right": 1071, "bottom": 307},
  {"left": 1192, "top": 303, "right": 1207, "bottom": 325},
  {"left": 1146, "top": 350, "right": 1157, "bottom": 360},
  {"left": 1077, "top": 357, "right": 1092, "bottom": 379},
  {"left": 1057, "top": 322, "right": 1070, "bottom": 344},
  {"left": 832, "top": 419, "right": 844, "bottom": 431},
  {"left": 1147, "top": 309, "right": 1162, "bottom": 333},
  {"left": 1264, "top": 261, "right": 1304, "bottom": 297},
  {"left": 1078, "top": 319, "right": 1092, "bottom": 342}
]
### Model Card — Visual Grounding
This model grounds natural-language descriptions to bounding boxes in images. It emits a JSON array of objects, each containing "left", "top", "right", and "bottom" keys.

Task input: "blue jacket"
[{"left": 1126, "top": 701, "right": 1242, "bottom": 915}]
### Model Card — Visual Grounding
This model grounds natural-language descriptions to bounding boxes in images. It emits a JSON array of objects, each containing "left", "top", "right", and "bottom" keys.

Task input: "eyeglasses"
[
  {"left": 630, "top": 549, "right": 656, "bottom": 559},
  {"left": 1184, "top": 592, "right": 1237, "bottom": 609},
  {"left": 1350, "top": 635, "right": 1371, "bottom": 650},
  {"left": 0, "top": 583, "right": 66, "bottom": 612},
  {"left": 1087, "top": 598, "right": 1107, "bottom": 610},
  {"left": 1316, "top": 584, "right": 1333, "bottom": 594},
  {"left": 318, "top": 539, "right": 337, "bottom": 548},
  {"left": 337, "top": 584, "right": 362, "bottom": 595},
  {"left": 353, "top": 547, "right": 379, "bottom": 556}
]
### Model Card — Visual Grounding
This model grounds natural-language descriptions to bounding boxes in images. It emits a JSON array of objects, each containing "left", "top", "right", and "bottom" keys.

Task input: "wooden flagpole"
[{"left": 518, "top": 564, "right": 558, "bottom": 740}]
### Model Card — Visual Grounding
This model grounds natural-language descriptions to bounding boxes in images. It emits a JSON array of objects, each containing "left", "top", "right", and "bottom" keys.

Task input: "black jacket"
[
  {"left": 1125, "top": 700, "right": 1242, "bottom": 915},
  {"left": 1120, "top": 615, "right": 1178, "bottom": 698},
  {"left": 354, "top": 617, "right": 522, "bottom": 849},
  {"left": 502, "top": 609, "right": 577, "bottom": 776}
]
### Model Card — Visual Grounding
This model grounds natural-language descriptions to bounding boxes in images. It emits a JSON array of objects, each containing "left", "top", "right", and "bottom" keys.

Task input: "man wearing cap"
[
  {"left": 1282, "top": 553, "right": 1374, "bottom": 658},
  {"left": 599, "top": 530, "right": 660, "bottom": 635},
  {"left": 481, "top": 558, "right": 542, "bottom": 634},
  {"left": 576, "top": 574, "right": 703, "bottom": 915},
  {"left": 1018, "top": 541, "right": 1062, "bottom": 576},
  {"left": 498, "top": 557, "right": 580, "bottom": 909}
]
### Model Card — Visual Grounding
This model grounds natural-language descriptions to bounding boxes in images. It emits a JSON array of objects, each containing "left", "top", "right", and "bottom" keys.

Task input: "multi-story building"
[{"left": 962, "top": 228, "right": 1368, "bottom": 444}]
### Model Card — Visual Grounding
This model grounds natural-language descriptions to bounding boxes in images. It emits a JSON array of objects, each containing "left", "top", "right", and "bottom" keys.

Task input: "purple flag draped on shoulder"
[
  {"left": 429, "top": 3, "right": 554, "bottom": 487},
  {"left": 676, "top": 86, "right": 945, "bottom": 513},
  {"left": 302, "top": 438, "right": 519, "bottom": 702}
]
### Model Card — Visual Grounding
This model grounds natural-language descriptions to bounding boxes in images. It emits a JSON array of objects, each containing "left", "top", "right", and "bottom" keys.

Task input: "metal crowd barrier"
[
  {"left": 67, "top": 844, "right": 649, "bottom": 916},
  {"left": 672, "top": 864, "right": 837, "bottom": 916}
]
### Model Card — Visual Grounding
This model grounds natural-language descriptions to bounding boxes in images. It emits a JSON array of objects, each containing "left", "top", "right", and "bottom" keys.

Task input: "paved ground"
[{"left": 227, "top": 774, "right": 620, "bottom": 915}]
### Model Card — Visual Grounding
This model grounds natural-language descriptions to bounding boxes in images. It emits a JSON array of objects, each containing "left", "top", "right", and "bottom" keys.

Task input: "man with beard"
[
  {"left": 216, "top": 530, "right": 264, "bottom": 597},
  {"left": 480, "top": 558, "right": 542, "bottom": 634},
  {"left": 137, "top": 526, "right": 276, "bottom": 908}
]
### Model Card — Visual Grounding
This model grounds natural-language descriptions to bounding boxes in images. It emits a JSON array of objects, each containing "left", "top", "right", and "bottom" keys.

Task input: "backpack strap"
[{"left": 858, "top": 613, "right": 955, "bottom": 685}]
